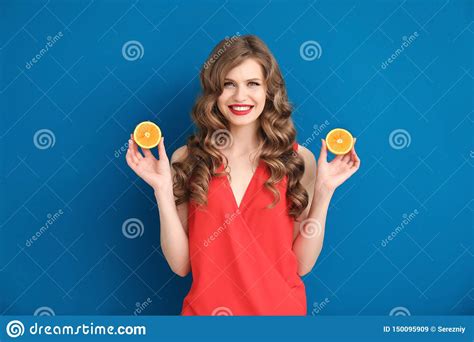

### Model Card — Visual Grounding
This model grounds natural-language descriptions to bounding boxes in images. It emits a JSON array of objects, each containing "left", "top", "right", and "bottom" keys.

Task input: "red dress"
[{"left": 181, "top": 142, "right": 307, "bottom": 315}]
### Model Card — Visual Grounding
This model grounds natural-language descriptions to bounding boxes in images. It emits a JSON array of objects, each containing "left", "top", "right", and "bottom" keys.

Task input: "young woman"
[{"left": 126, "top": 35, "right": 360, "bottom": 316}]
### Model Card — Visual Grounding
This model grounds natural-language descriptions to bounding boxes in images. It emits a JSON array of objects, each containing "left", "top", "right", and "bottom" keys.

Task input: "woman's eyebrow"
[{"left": 224, "top": 78, "right": 262, "bottom": 82}]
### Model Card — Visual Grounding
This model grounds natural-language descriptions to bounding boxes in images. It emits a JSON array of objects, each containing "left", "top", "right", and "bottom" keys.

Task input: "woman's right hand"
[{"left": 126, "top": 134, "right": 172, "bottom": 193}]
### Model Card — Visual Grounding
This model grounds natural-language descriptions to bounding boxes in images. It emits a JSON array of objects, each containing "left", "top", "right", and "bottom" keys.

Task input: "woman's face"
[{"left": 217, "top": 58, "right": 267, "bottom": 127}]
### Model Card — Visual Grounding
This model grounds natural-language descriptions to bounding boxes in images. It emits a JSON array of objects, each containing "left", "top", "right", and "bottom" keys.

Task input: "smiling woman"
[{"left": 125, "top": 34, "right": 360, "bottom": 316}]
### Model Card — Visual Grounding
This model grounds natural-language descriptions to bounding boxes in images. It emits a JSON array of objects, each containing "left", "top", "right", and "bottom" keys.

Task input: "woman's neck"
[{"left": 227, "top": 122, "right": 260, "bottom": 158}]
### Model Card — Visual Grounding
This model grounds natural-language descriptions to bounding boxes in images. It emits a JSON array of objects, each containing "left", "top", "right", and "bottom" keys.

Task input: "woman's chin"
[
  {"left": 228, "top": 117, "right": 257, "bottom": 127},
  {"left": 225, "top": 112, "right": 261, "bottom": 126}
]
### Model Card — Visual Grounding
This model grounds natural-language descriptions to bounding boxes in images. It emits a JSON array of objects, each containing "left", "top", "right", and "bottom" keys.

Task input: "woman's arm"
[
  {"left": 126, "top": 137, "right": 190, "bottom": 277},
  {"left": 292, "top": 139, "right": 360, "bottom": 276},
  {"left": 157, "top": 146, "right": 190, "bottom": 277},
  {"left": 292, "top": 181, "right": 333, "bottom": 277}
]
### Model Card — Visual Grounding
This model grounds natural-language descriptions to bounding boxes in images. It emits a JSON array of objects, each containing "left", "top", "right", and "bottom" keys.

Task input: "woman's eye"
[
  {"left": 224, "top": 82, "right": 235, "bottom": 88},
  {"left": 248, "top": 81, "right": 260, "bottom": 87}
]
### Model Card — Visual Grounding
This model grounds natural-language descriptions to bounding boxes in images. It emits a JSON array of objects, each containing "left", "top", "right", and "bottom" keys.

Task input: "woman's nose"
[{"left": 233, "top": 86, "right": 248, "bottom": 102}]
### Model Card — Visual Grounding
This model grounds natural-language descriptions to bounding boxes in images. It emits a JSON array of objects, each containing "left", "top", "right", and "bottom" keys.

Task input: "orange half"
[
  {"left": 133, "top": 121, "right": 162, "bottom": 149},
  {"left": 325, "top": 128, "right": 354, "bottom": 155}
]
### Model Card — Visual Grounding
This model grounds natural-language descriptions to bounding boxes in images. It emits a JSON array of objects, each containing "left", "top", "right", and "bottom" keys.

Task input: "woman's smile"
[{"left": 228, "top": 104, "right": 255, "bottom": 116}]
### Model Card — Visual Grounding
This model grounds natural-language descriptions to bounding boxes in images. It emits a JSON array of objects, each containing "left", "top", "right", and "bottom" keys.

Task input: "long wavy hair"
[{"left": 172, "top": 34, "right": 308, "bottom": 219}]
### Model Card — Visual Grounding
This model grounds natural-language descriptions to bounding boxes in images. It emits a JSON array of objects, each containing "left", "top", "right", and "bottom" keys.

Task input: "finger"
[
  {"left": 350, "top": 151, "right": 356, "bottom": 164},
  {"left": 126, "top": 149, "right": 138, "bottom": 169},
  {"left": 351, "top": 150, "right": 360, "bottom": 169},
  {"left": 318, "top": 139, "right": 328, "bottom": 163},
  {"left": 158, "top": 137, "right": 169, "bottom": 161},
  {"left": 141, "top": 147, "right": 154, "bottom": 159},
  {"left": 131, "top": 150, "right": 140, "bottom": 165},
  {"left": 348, "top": 164, "right": 358, "bottom": 176},
  {"left": 128, "top": 140, "right": 140, "bottom": 164},
  {"left": 130, "top": 138, "right": 143, "bottom": 161},
  {"left": 349, "top": 139, "right": 357, "bottom": 162},
  {"left": 342, "top": 152, "right": 351, "bottom": 163},
  {"left": 333, "top": 154, "right": 344, "bottom": 163}
]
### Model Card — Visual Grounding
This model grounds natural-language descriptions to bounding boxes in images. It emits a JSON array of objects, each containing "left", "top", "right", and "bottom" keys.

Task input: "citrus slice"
[
  {"left": 325, "top": 128, "right": 354, "bottom": 155},
  {"left": 133, "top": 121, "right": 162, "bottom": 149}
]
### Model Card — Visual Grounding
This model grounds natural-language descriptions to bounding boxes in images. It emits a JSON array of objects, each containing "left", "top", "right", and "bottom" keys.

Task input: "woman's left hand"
[{"left": 315, "top": 138, "right": 361, "bottom": 192}]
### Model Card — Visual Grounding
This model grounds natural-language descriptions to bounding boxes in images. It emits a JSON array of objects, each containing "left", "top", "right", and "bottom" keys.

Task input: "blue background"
[{"left": 0, "top": 0, "right": 472, "bottom": 316}]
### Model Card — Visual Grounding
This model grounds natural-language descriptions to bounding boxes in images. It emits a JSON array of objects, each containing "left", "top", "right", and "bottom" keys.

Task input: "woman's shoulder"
[
  {"left": 171, "top": 145, "right": 188, "bottom": 163},
  {"left": 295, "top": 143, "right": 317, "bottom": 168}
]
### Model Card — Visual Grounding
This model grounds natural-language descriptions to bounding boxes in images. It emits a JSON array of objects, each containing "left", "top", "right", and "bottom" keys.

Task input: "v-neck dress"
[{"left": 181, "top": 142, "right": 307, "bottom": 316}]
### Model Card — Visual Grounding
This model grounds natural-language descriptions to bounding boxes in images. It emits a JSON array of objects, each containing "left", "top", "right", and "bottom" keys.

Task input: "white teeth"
[{"left": 230, "top": 106, "right": 252, "bottom": 111}]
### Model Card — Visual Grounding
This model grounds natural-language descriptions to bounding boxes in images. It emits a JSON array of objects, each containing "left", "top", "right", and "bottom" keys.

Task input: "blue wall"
[{"left": 1, "top": 0, "right": 472, "bottom": 316}]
